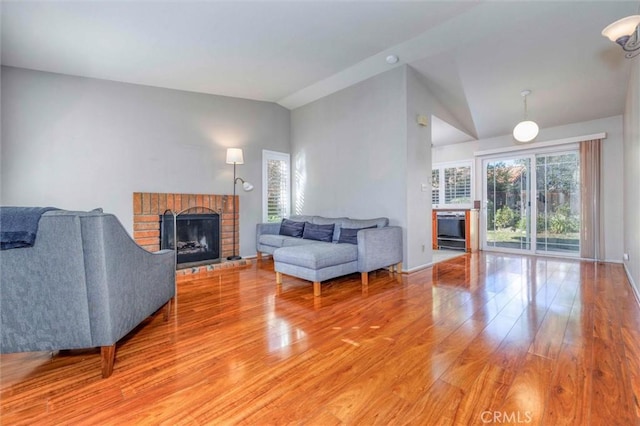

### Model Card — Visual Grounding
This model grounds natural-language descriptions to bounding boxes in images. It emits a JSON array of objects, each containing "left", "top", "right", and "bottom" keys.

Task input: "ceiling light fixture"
[
  {"left": 385, "top": 54, "right": 399, "bottom": 64},
  {"left": 513, "top": 90, "right": 539, "bottom": 143},
  {"left": 602, "top": 15, "right": 640, "bottom": 58}
]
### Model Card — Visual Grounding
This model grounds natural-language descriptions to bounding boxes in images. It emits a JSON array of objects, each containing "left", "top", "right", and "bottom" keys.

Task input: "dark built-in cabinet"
[{"left": 432, "top": 209, "right": 478, "bottom": 252}]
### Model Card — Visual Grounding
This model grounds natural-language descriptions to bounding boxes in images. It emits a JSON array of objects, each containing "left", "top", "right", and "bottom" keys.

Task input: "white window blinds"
[
  {"left": 432, "top": 161, "right": 473, "bottom": 209},
  {"left": 262, "top": 150, "right": 290, "bottom": 223}
]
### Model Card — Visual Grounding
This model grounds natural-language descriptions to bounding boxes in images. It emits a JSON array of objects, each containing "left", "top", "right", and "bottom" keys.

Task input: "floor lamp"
[{"left": 226, "top": 148, "right": 253, "bottom": 261}]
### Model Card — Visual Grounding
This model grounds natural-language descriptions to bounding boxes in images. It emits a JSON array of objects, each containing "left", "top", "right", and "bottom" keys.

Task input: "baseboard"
[
  {"left": 623, "top": 263, "right": 640, "bottom": 307},
  {"left": 251, "top": 253, "right": 273, "bottom": 260},
  {"left": 404, "top": 262, "right": 434, "bottom": 273}
]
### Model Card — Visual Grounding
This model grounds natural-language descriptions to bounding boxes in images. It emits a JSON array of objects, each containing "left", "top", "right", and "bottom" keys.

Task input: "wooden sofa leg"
[
  {"left": 361, "top": 272, "right": 369, "bottom": 286},
  {"left": 257, "top": 252, "right": 263, "bottom": 261},
  {"left": 276, "top": 272, "right": 282, "bottom": 295},
  {"left": 101, "top": 344, "right": 116, "bottom": 378},
  {"left": 313, "top": 282, "right": 321, "bottom": 297},
  {"left": 361, "top": 272, "right": 369, "bottom": 296},
  {"left": 395, "top": 262, "right": 402, "bottom": 273},
  {"left": 163, "top": 298, "right": 173, "bottom": 321}
]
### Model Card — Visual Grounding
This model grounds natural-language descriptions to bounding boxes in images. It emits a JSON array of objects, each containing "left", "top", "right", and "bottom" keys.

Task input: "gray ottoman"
[{"left": 273, "top": 243, "right": 359, "bottom": 296}]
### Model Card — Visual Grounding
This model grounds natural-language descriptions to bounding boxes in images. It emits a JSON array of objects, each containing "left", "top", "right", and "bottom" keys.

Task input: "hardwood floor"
[{"left": 1, "top": 253, "right": 639, "bottom": 425}]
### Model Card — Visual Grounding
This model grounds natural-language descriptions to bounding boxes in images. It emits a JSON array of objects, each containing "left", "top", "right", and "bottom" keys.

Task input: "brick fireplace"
[{"left": 133, "top": 192, "right": 251, "bottom": 281}]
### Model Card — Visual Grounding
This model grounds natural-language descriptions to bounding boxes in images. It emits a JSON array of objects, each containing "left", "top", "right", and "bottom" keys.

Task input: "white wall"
[
  {"left": 433, "top": 115, "right": 624, "bottom": 263},
  {"left": 405, "top": 67, "right": 433, "bottom": 269},
  {"left": 1, "top": 66, "right": 290, "bottom": 258},
  {"left": 623, "top": 58, "right": 640, "bottom": 295},
  {"left": 290, "top": 66, "right": 408, "bottom": 236},
  {"left": 6, "top": 64, "right": 629, "bottom": 272},
  {"left": 291, "top": 65, "right": 467, "bottom": 271},
  {"left": 405, "top": 67, "right": 481, "bottom": 270}
]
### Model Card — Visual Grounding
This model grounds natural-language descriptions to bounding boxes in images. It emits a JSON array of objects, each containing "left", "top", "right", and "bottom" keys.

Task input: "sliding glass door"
[
  {"left": 482, "top": 150, "right": 580, "bottom": 255},
  {"left": 535, "top": 152, "right": 580, "bottom": 254},
  {"left": 484, "top": 157, "right": 532, "bottom": 252}
]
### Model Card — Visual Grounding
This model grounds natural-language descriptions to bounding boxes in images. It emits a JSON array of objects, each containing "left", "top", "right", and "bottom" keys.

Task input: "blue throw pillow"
[
  {"left": 279, "top": 219, "right": 305, "bottom": 238},
  {"left": 338, "top": 226, "right": 376, "bottom": 245},
  {"left": 302, "top": 222, "right": 334, "bottom": 242}
]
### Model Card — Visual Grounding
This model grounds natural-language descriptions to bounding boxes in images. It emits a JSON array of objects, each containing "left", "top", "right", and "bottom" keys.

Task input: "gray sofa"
[
  {"left": 256, "top": 215, "right": 402, "bottom": 296},
  {"left": 0, "top": 209, "right": 176, "bottom": 378}
]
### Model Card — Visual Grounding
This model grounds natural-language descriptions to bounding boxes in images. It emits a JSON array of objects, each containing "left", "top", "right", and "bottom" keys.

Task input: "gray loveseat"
[
  {"left": 256, "top": 215, "right": 402, "bottom": 296},
  {"left": 0, "top": 209, "right": 176, "bottom": 378}
]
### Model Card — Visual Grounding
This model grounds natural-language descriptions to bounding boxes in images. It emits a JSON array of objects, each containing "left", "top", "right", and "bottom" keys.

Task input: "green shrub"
[
  {"left": 547, "top": 204, "right": 579, "bottom": 234},
  {"left": 516, "top": 216, "right": 528, "bottom": 232},
  {"left": 494, "top": 206, "right": 516, "bottom": 230},
  {"left": 537, "top": 213, "right": 548, "bottom": 233}
]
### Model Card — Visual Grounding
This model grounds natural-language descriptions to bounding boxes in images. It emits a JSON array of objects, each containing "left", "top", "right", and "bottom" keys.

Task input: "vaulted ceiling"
[{"left": 2, "top": 1, "right": 637, "bottom": 144}]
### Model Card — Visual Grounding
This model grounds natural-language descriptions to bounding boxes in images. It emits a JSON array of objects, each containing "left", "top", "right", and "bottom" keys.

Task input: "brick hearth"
[{"left": 132, "top": 192, "right": 251, "bottom": 281}]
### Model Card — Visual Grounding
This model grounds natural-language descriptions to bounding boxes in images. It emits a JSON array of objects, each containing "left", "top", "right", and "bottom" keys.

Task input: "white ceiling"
[{"left": 2, "top": 1, "right": 638, "bottom": 143}]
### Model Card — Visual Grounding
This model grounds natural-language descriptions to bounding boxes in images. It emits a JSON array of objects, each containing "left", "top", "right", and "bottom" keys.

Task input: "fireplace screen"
[{"left": 161, "top": 213, "right": 221, "bottom": 266}]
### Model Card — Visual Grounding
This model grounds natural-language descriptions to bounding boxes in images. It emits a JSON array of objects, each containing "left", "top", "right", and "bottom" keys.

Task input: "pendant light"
[{"left": 513, "top": 90, "right": 539, "bottom": 143}]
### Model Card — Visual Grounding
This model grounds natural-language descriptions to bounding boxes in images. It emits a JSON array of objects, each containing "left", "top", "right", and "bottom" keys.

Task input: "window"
[
  {"left": 431, "top": 169, "right": 440, "bottom": 205},
  {"left": 432, "top": 161, "right": 473, "bottom": 209},
  {"left": 262, "top": 150, "right": 290, "bottom": 223}
]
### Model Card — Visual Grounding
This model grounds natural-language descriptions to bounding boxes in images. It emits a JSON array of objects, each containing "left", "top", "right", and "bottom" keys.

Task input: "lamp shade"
[
  {"left": 602, "top": 15, "right": 640, "bottom": 42},
  {"left": 226, "top": 148, "right": 244, "bottom": 164},
  {"left": 242, "top": 181, "right": 254, "bottom": 191},
  {"left": 513, "top": 120, "right": 539, "bottom": 143}
]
